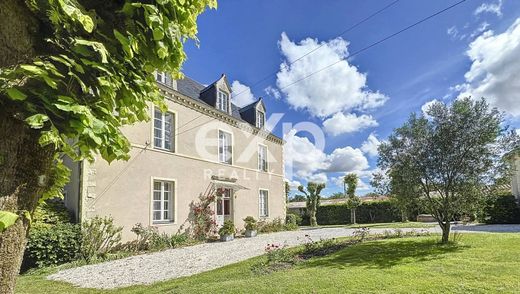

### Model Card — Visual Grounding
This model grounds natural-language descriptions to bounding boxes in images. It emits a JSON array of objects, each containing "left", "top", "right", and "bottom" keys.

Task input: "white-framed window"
[
  {"left": 256, "top": 111, "right": 265, "bottom": 128},
  {"left": 216, "top": 90, "right": 229, "bottom": 113},
  {"left": 155, "top": 71, "right": 166, "bottom": 84},
  {"left": 218, "top": 130, "right": 233, "bottom": 164},
  {"left": 259, "top": 189, "right": 269, "bottom": 217},
  {"left": 153, "top": 107, "right": 174, "bottom": 151},
  {"left": 258, "top": 144, "right": 268, "bottom": 172},
  {"left": 153, "top": 180, "right": 174, "bottom": 223},
  {"left": 216, "top": 188, "right": 232, "bottom": 216}
]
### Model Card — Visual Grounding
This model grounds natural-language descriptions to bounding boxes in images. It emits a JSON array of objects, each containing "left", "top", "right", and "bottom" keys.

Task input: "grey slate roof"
[{"left": 176, "top": 76, "right": 245, "bottom": 122}]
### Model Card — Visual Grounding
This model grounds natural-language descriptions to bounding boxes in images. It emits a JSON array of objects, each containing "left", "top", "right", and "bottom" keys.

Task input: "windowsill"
[
  {"left": 153, "top": 147, "right": 175, "bottom": 153},
  {"left": 219, "top": 161, "right": 233, "bottom": 165},
  {"left": 152, "top": 220, "right": 175, "bottom": 226}
]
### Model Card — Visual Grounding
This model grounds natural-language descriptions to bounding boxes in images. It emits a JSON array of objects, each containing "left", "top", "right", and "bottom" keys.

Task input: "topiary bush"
[{"left": 481, "top": 192, "right": 520, "bottom": 224}]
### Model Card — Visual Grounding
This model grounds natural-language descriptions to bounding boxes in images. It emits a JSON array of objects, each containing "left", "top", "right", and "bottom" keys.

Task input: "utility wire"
[
  {"left": 232, "top": 0, "right": 401, "bottom": 100},
  {"left": 174, "top": 0, "right": 400, "bottom": 132},
  {"left": 173, "top": 0, "right": 467, "bottom": 136},
  {"left": 277, "top": 0, "right": 467, "bottom": 92}
]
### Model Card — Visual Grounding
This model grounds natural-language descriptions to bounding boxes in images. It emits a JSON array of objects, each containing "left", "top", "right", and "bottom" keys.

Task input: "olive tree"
[
  {"left": 298, "top": 182, "right": 325, "bottom": 227},
  {"left": 378, "top": 98, "right": 519, "bottom": 243},
  {"left": 344, "top": 173, "right": 361, "bottom": 224},
  {"left": 0, "top": 0, "right": 215, "bottom": 291}
]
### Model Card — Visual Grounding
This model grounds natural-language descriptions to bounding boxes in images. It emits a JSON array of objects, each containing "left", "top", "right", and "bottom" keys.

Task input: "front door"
[{"left": 216, "top": 188, "right": 232, "bottom": 227}]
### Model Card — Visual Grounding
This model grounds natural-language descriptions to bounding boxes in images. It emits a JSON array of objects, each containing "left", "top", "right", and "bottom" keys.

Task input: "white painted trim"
[
  {"left": 217, "top": 128, "right": 234, "bottom": 165},
  {"left": 259, "top": 188, "right": 269, "bottom": 218},
  {"left": 150, "top": 176, "right": 177, "bottom": 226},
  {"left": 257, "top": 143, "right": 269, "bottom": 172},
  {"left": 151, "top": 106, "right": 178, "bottom": 153}
]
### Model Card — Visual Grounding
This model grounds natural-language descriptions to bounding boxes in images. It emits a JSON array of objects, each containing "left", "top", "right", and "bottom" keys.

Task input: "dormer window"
[
  {"left": 155, "top": 71, "right": 166, "bottom": 84},
  {"left": 217, "top": 90, "right": 229, "bottom": 113},
  {"left": 256, "top": 110, "right": 265, "bottom": 128}
]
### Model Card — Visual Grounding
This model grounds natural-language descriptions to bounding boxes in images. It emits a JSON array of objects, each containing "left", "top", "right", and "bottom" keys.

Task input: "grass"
[
  {"left": 16, "top": 233, "right": 520, "bottom": 293},
  {"left": 301, "top": 221, "right": 437, "bottom": 229}
]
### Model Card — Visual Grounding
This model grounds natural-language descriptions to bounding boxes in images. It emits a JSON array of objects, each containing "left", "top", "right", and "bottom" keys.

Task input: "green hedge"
[
  {"left": 302, "top": 200, "right": 402, "bottom": 225},
  {"left": 481, "top": 193, "right": 520, "bottom": 224}
]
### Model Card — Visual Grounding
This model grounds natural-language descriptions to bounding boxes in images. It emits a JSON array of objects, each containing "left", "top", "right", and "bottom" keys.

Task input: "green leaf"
[
  {"left": 0, "top": 211, "right": 19, "bottom": 232},
  {"left": 26, "top": 114, "right": 49, "bottom": 129},
  {"left": 6, "top": 88, "right": 27, "bottom": 101}
]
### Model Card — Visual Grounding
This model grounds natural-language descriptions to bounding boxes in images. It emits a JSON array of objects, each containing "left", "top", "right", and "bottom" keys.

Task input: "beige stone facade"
[{"left": 64, "top": 75, "right": 285, "bottom": 240}]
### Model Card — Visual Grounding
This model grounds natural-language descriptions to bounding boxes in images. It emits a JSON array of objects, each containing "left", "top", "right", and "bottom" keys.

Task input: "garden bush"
[
  {"left": 258, "top": 218, "right": 285, "bottom": 233},
  {"left": 80, "top": 216, "right": 123, "bottom": 261},
  {"left": 481, "top": 192, "right": 520, "bottom": 224},
  {"left": 285, "top": 214, "right": 299, "bottom": 231},
  {"left": 311, "top": 200, "right": 402, "bottom": 225},
  {"left": 22, "top": 223, "right": 81, "bottom": 270},
  {"left": 22, "top": 198, "right": 79, "bottom": 271}
]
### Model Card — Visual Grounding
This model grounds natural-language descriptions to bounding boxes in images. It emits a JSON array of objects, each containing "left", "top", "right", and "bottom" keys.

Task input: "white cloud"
[
  {"left": 470, "top": 22, "right": 491, "bottom": 39},
  {"left": 284, "top": 129, "right": 329, "bottom": 178},
  {"left": 284, "top": 129, "right": 370, "bottom": 181},
  {"left": 457, "top": 18, "right": 520, "bottom": 117},
  {"left": 361, "top": 133, "right": 381, "bottom": 157},
  {"left": 322, "top": 112, "right": 378, "bottom": 136},
  {"left": 326, "top": 146, "right": 369, "bottom": 173},
  {"left": 474, "top": 0, "right": 503, "bottom": 17},
  {"left": 286, "top": 179, "right": 302, "bottom": 190},
  {"left": 275, "top": 32, "right": 388, "bottom": 118},
  {"left": 447, "top": 26, "right": 459, "bottom": 39},
  {"left": 308, "top": 173, "right": 328, "bottom": 184},
  {"left": 264, "top": 86, "right": 281, "bottom": 100},
  {"left": 421, "top": 99, "right": 440, "bottom": 117},
  {"left": 230, "top": 80, "right": 256, "bottom": 107}
]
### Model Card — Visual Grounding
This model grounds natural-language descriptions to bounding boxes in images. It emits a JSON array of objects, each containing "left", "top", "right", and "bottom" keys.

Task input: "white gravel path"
[{"left": 47, "top": 224, "right": 520, "bottom": 289}]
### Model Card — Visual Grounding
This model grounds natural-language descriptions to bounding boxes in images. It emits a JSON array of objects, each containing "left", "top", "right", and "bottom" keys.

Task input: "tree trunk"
[
  {"left": 0, "top": 106, "right": 55, "bottom": 294},
  {"left": 310, "top": 208, "right": 317, "bottom": 227},
  {"left": 351, "top": 209, "right": 356, "bottom": 224},
  {"left": 440, "top": 221, "right": 451, "bottom": 244}
]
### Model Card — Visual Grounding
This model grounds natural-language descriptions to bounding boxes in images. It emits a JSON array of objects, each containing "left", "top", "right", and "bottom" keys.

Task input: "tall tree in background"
[
  {"left": 378, "top": 98, "right": 519, "bottom": 243},
  {"left": 0, "top": 1, "right": 215, "bottom": 292},
  {"left": 344, "top": 173, "right": 361, "bottom": 224},
  {"left": 284, "top": 181, "right": 290, "bottom": 203},
  {"left": 298, "top": 182, "right": 325, "bottom": 227}
]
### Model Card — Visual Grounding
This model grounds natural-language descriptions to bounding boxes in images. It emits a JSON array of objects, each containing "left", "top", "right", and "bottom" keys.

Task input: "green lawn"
[
  {"left": 16, "top": 234, "right": 520, "bottom": 293},
  {"left": 301, "top": 221, "right": 437, "bottom": 229}
]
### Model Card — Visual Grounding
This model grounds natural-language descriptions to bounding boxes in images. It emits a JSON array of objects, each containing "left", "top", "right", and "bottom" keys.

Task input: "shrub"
[
  {"left": 243, "top": 216, "right": 258, "bottom": 231},
  {"left": 32, "top": 197, "right": 73, "bottom": 225},
  {"left": 314, "top": 201, "right": 402, "bottom": 225},
  {"left": 481, "top": 193, "right": 520, "bottom": 224},
  {"left": 80, "top": 216, "right": 123, "bottom": 261},
  {"left": 189, "top": 193, "right": 218, "bottom": 240},
  {"left": 284, "top": 214, "right": 299, "bottom": 231},
  {"left": 286, "top": 212, "right": 302, "bottom": 224},
  {"left": 218, "top": 220, "right": 236, "bottom": 236},
  {"left": 258, "top": 217, "right": 285, "bottom": 233},
  {"left": 125, "top": 223, "right": 192, "bottom": 252},
  {"left": 22, "top": 223, "right": 81, "bottom": 270}
]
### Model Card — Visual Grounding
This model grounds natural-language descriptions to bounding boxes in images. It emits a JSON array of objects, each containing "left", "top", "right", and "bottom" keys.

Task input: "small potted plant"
[
  {"left": 219, "top": 220, "right": 236, "bottom": 242},
  {"left": 243, "top": 216, "right": 258, "bottom": 237}
]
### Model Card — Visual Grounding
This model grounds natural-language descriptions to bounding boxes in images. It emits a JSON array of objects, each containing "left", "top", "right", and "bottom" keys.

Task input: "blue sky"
[{"left": 181, "top": 0, "right": 520, "bottom": 197}]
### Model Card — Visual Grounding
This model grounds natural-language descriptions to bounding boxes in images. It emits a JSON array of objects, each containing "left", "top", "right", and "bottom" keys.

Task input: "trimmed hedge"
[
  {"left": 481, "top": 193, "right": 520, "bottom": 224},
  {"left": 301, "top": 200, "right": 402, "bottom": 225}
]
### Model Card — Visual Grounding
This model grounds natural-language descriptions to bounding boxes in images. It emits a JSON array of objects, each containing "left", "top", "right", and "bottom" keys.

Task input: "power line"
[
  {"left": 173, "top": 0, "right": 467, "bottom": 136},
  {"left": 172, "top": 0, "right": 400, "bottom": 133},
  {"left": 277, "top": 0, "right": 467, "bottom": 92},
  {"left": 232, "top": 0, "right": 401, "bottom": 100}
]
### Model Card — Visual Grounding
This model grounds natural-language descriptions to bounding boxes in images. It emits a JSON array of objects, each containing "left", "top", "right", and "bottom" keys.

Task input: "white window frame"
[
  {"left": 151, "top": 178, "right": 176, "bottom": 224},
  {"left": 217, "top": 90, "right": 229, "bottom": 113},
  {"left": 256, "top": 110, "right": 265, "bottom": 129},
  {"left": 259, "top": 189, "right": 269, "bottom": 217},
  {"left": 155, "top": 71, "right": 166, "bottom": 84},
  {"left": 153, "top": 107, "right": 175, "bottom": 152},
  {"left": 218, "top": 129, "right": 233, "bottom": 165},
  {"left": 258, "top": 144, "right": 268, "bottom": 172}
]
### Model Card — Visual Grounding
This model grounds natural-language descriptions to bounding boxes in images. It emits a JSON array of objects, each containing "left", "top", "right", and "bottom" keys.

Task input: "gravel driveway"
[{"left": 47, "top": 224, "right": 520, "bottom": 289}]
